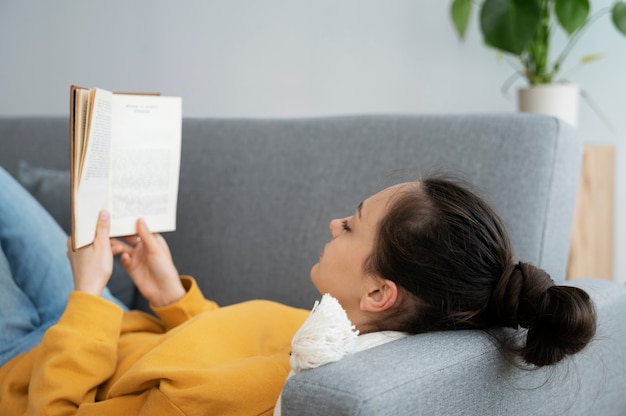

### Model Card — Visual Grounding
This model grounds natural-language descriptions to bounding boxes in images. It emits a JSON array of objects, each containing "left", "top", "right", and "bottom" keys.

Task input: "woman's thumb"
[{"left": 94, "top": 210, "right": 111, "bottom": 242}]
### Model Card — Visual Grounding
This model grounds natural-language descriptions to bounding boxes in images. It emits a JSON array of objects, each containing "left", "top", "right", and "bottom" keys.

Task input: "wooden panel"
[{"left": 567, "top": 145, "right": 614, "bottom": 280}]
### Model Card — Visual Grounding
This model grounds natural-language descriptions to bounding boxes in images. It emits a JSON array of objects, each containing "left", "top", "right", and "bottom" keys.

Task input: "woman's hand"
[
  {"left": 111, "top": 218, "right": 185, "bottom": 307},
  {"left": 66, "top": 210, "right": 114, "bottom": 297}
]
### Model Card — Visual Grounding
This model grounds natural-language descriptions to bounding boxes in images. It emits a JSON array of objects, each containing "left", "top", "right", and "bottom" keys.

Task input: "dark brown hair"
[{"left": 364, "top": 176, "right": 596, "bottom": 367}]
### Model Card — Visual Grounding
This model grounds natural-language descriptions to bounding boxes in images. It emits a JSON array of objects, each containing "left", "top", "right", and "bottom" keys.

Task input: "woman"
[{"left": 0, "top": 167, "right": 595, "bottom": 414}]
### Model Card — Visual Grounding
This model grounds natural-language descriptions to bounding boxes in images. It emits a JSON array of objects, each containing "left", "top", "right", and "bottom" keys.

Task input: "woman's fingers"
[{"left": 135, "top": 218, "right": 159, "bottom": 250}]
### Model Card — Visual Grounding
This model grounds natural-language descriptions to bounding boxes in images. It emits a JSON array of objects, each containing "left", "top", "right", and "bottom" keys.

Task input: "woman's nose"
[{"left": 329, "top": 219, "right": 343, "bottom": 239}]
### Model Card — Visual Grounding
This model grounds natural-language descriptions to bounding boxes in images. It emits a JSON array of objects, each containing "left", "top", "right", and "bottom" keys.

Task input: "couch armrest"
[{"left": 281, "top": 279, "right": 626, "bottom": 416}]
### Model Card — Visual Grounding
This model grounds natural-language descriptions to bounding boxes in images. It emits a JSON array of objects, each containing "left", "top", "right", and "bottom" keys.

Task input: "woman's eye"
[{"left": 341, "top": 220, "right": 351, "bottom": 232}]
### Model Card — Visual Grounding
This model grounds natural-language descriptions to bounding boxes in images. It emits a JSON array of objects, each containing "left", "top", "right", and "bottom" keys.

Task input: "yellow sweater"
[{"left": 0, "top": 277, "right": 309, "bottom": 415}]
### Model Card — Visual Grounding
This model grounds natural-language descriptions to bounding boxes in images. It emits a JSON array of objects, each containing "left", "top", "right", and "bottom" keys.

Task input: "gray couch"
[{"left": 1, "top": 114, "right": 625, "bottom": 415}]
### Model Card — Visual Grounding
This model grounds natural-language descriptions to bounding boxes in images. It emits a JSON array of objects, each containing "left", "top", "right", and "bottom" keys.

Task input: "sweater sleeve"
[
  {"left": 27, "top": 291, "right": 124, "bottom": 415},
  {"left": 151, "top": 276, "right": 219, "bottom": 330}
]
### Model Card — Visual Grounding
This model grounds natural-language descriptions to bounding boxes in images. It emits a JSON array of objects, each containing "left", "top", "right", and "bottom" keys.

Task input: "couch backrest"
[{"left": 0, "top": 114, "right": 582, "bottom": 309}]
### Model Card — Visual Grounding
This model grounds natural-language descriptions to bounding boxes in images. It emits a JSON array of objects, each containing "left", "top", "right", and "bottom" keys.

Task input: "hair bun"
[
  {"left": 523, "top": 285, "right": 596, "bottom": 366},
  {"left": 490, "top": 262, "right": 596, "bottom": 366}
]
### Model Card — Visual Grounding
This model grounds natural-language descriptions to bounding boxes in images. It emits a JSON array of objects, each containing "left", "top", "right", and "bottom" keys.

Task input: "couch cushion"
[
  {"left": 164, "top": 114, "right": 581, "bottom": 310},
  {"left": 17, "top": 162, "right": 72, "bottom": 232}
]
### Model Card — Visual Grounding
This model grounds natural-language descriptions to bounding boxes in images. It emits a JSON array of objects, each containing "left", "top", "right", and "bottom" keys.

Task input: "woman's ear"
[{"left": 360, "top": 278, "right": 398, "bottom": 313}]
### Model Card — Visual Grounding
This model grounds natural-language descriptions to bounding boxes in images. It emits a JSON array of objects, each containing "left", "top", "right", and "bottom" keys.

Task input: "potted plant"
[{"left": 450, "top": 0, "right": 626, "bottom": 126}]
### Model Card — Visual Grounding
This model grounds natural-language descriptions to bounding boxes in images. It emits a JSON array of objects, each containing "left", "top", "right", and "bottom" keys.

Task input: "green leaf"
[
  {"left": 451, "top": 0, "right": 472, "bottom": 39},
  {"left": 480, "top": 0, "right": 542, "bottom": 55},
  {"left": 612, "top": 1, "right": 626, "bottom": 36},
  {"left": 555, "top": 0, "right": 589, "bottom": 35}
]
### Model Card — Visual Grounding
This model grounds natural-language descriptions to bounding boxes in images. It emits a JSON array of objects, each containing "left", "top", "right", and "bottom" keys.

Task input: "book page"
[
  {"left": 108, "top": 94, "right": 182, "bottom": 237},
  {"left": 74, "top": 88, "right": 114, "bottom": 248},
  {"left": 73, "top": 88, "right": 90, "bottom": 184}
]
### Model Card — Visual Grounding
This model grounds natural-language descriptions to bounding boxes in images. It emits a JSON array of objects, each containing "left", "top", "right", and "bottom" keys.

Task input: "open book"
[{"left": 69, "top": 85, "right": 182, "bottom": 250}]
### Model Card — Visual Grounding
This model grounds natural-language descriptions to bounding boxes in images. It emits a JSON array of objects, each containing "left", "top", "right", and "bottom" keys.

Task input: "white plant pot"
[{"left": 518, "top": 83, "right": 580, "bottom": 127}]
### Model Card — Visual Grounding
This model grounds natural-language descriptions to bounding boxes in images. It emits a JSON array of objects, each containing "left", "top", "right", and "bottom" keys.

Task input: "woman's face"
[{"left": 310, "top": 183, "right": 408, "bottom": 326}]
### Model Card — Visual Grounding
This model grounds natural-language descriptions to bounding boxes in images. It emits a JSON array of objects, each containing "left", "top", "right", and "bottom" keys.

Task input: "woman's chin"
[{"left": 310, "top": 264, "right": 321, "bottom": 290}]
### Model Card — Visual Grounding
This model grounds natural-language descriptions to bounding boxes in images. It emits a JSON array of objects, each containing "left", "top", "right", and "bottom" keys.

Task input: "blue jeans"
[{"left": 0, "top": 167, "right": 126, "bottom": 367}]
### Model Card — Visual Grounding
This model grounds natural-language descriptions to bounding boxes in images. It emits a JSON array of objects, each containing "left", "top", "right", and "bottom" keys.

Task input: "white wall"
[{"left": 1, "top": 0, "right": 624, "bottom": 280}]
